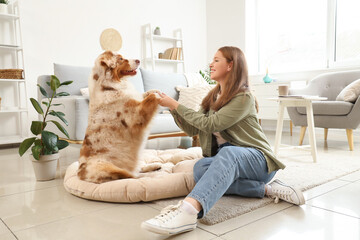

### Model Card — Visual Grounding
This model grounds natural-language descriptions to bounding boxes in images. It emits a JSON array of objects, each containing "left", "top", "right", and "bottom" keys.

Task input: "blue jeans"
[{"left": 187, "top": 143, "right": 276, "bottom": 218}]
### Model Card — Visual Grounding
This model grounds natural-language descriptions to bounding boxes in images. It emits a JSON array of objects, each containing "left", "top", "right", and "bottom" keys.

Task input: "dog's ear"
[{"left": 100, "top": 51, "right": 116, "bottom": 69}]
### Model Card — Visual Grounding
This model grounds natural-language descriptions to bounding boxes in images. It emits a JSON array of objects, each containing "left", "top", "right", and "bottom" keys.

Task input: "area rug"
[{"left": 153, "top": 148, "right": 360, "bottom": 225}]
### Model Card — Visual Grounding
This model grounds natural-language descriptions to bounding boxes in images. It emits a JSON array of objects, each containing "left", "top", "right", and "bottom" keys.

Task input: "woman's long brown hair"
[{"left": 201, "top": 46, "right": 258, "bottom": 112}]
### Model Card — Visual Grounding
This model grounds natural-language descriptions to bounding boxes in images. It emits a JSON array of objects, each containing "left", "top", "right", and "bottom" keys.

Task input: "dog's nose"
[{"left": 135, "top": 59, "right": 140, "bottom": 64}]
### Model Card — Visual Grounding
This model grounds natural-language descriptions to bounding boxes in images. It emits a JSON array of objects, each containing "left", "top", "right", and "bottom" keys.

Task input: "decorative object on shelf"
[
  {"left": 199, "top": 64, "right": 216, "bottom": 85},
  {"left": 18, "top": 75, "right": 73, "bottom": 181},
  {"left": 154, "top": 26, "right": 161, "bottom": 35},
  {"left": 0, "top": 0, "right": 8, "bottom": 14},
  {"left": 99, "top": 28, "right": 122, "bottom": 51},
  {"left": 158, "top": 52, "right": 163, "bottom": 59},
  {"left": 0, "top": 69, "right": 24, "bottom": 79},
  {"left": 263, "top": 68, "right": 273, "bottom": 83}
]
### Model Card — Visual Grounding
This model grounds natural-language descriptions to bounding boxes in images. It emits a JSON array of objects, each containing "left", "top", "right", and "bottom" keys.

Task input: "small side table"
[{"left": 268, "top": 96, "right": 327, "bottom": 163}]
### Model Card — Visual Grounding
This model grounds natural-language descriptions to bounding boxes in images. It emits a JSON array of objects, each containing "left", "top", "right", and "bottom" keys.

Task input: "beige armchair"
[{"left": 287, "top": 70, "right": 360, "bottom": 151}]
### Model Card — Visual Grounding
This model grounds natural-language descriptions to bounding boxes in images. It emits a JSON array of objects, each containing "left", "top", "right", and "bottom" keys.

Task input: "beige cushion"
[
  {"left": 176, "top": 84, "right": 214, "bottom": 111},
  {"left": 63, "top": 148, "right": 203, "bottom": 203},
  {"left": 336, "top": 79, "right": 360, "bottom": 102}
]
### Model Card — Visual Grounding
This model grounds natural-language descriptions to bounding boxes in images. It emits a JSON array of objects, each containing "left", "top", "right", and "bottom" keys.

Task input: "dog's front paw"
[
  {"left": 143, "top": 89, "right": 161, "bottom": 99},
  {"left": 140, "top": 162, "right": 162, "bottom": 173}
]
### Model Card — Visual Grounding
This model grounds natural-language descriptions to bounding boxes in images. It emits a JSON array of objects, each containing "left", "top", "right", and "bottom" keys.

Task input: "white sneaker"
[
  {"left": 141, "top": 201, "right": 197, "bottom": 235},
  {"left": 268, "top": 180, "right": 305, "bottom": 205}
]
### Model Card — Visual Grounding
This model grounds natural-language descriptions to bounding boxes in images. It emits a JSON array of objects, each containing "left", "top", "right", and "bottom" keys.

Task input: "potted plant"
[
  {"left": 0, "top": 0, "right": 9, "bottom": 14},
  {"left": 199, "top": 64, "right": 216, "bottom": 85},
  {"left": 19, "top": 75, "right": 73, "bottom": 181},
  {"left": 153, "top": 26, "right": 161, "bottom": 35}
]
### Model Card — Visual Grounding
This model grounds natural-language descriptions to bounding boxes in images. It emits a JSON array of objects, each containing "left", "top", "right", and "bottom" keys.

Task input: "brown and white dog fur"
[{"left": 77, "top": 51, "right": 160, "bottom": 184}]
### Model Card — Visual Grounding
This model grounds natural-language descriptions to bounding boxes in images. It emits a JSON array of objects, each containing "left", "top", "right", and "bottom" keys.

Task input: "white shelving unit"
[
  {"left": 0, "top": 0, "right": 28, "bottom": 145},
  {"left": 142, "top": 23, "right": 185, "bottom": 73}
]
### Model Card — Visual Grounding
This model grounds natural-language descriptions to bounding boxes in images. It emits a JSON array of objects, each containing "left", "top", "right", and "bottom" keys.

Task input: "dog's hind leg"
[{"left": 78, "top": 161, "right": 134, "bottom": 184}]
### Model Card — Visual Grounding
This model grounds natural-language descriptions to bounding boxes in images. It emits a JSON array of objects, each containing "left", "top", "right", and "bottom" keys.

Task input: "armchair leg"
[
  {"left": 346, "top": 129, "right": 354, "bottom": 151},
  {"left": 290, "top": 121, "right": 293, "bottom": 136},
  {"left": 299, "top": 126, "right": 306, "bottom": 146},
  {"left": 324, "top": 128, "right": 328, "bottom": 141}
]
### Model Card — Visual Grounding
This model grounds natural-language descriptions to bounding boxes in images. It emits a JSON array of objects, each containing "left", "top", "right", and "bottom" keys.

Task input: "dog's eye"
[{"left": 119, "top": 58, "right": 123, "bottom": 61}]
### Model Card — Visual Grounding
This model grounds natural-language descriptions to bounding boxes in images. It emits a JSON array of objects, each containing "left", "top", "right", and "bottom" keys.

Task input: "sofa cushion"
[
  {"left": 54, "top": 63, "right": 91, "bottom": 95},
  {"left": 149, "top": 113, "right": 182, "bottom": 134},
  {"left": 129, "top": 69, "right": 145, "bottom": 93},
  {"left": 176, "top": 84, "right": 214, "bottom": 111},
  {"left": 336, "top": 78, "right": 360, "bottom": 103},
  {"left": 140, "top": 68, "right": 187, "bottom": 100},
  {"left": 296, "top": 101, "right": 353, "bottom": 116}
]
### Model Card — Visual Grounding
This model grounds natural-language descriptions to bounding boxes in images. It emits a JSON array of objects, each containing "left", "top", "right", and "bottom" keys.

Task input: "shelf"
[
  {"left": 0, "top": 108, "right": 28, "bottom": 113},
  {"left": 145, "top": 58, "right": 184, "bottom": 63},
  {"left": 0, "top": 135, "right": 25, "bottom": 145},
  {"left": 147, "top": 34, "right": 182, "bottom": 41},
  {"left": 0, "top": 79, "right": 25, "bottom": 82},
  {"left": 0, "top": 13, "right": 19, "bottom": 20},
  {"left": 0, "top": 44, "right": 22, "bottom": 50}
]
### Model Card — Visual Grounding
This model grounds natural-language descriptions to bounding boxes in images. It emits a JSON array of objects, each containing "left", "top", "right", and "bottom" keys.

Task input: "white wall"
[
  {"left": 17, "top": 0, "right": 207, "bottom": 122},
  {"left": 206, "top": 0, "right": 246, "bottom": 62}
]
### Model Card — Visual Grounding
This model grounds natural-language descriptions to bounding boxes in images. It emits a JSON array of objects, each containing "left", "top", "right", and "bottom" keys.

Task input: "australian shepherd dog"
[{"left": 77, "top": 51, "right": 160, "bottom": 183}]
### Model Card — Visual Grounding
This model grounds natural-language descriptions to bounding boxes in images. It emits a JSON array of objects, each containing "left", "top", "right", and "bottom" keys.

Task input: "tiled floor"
[{"left": 0, "top": 130, "right": 359, "bottom": 240}]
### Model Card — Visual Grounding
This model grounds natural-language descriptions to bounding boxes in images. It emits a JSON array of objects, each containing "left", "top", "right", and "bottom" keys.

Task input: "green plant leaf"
[
  {"left": 18, "top": 137, "right": 36, "bottom": 156},
  {"left": 30, "top": 121, "right": 46, "bottom": 135},
  {"left": 55, "top": 92, "right": 70, "bottom": 97},
  {"left": 30, "top": 98, "right": 44, "bottom": 115},
  {"left": 42, "top": 101, "right": 49, "bottom": 107},
  {"left": 37, "top": 84, "right": 49, "bottom": 98},
  {"left": 52, "top": 103, "right": 64, "bottom": 107},
  {"left": 46, "top": 81, "right": 50, "bottom": 87},
  {"left": 49, "top": 111, "right": 68, "bottom": 125},
  {"left": 54, "top": 111, "right": 65, "bottom": 116},
  {"left": 57, "top": 139, "right": 69, "bottom": 150},
  {"left": 31, "top": 145, "right": 42, "bottom": 160},
  {"left": 42, "top": 131, "right": 58, "bottom": 152},
  {"left": 50, "top": 120, "right": 70, "bottom": 138},
  {"left": 50, "top": 75, "right": 61, "bottom": 91},
  {"left": 60, "top": 80, "right": 73, "bottom": 86}
]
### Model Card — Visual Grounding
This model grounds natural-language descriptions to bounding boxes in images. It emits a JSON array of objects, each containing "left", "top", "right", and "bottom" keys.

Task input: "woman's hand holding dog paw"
[
  {"left": 158, "top": 92, "right": 179, "bottom": 111},
  {"left": 143, "top": 89, "right": 161, "bottom": 98}
]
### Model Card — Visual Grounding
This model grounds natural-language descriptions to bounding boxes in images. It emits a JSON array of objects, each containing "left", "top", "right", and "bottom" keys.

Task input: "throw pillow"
[
  {"left": 176, "top": 84, "right": 215, "bottom": 111},
  {"left": 336, "top": 79, "right": 360, "bottom": 102},
  {"left": 80, "top": 88, "right": 89, "bottom": 98}
]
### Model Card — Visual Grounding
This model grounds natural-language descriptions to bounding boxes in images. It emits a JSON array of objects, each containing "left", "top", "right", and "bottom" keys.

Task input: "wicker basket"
[{"left": 0, "top": 69, "right": 24, "bottom": 79}]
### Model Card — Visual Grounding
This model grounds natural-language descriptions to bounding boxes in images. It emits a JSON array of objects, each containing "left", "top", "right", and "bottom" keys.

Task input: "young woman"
[{"left": 141, "top": 46, "right": 305, "bottom": 236}]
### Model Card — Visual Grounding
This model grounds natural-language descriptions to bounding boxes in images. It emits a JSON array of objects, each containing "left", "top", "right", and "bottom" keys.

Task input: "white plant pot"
[
  {"left": 31, "top": 153, "right": 59, "bottom": 181},
  {"left": 0, "top": 4, "right": 8, "bottom": 14}
]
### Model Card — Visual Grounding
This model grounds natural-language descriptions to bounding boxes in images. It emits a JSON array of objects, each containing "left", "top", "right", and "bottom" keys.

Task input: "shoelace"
[
  {"left": 154, "top": 201, "right": 183, "bottom": 223},
  {"left": 270, "top": 189, "right": 292, "bottom": 204}
]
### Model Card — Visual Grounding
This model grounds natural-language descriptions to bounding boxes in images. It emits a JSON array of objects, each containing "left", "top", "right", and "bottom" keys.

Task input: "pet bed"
[{"left": 63, "top": 147, "right": 203, "bottom": 202}]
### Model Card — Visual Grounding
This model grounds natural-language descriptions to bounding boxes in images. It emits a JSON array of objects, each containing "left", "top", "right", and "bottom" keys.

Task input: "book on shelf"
[{"left": 161, "top": 48, "right": 182, "bottom": 60}]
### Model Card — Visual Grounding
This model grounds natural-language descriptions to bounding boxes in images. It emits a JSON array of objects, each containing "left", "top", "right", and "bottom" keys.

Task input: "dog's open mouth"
[{"left": 121, "top": 69, "right": 137, "bottom": 76}]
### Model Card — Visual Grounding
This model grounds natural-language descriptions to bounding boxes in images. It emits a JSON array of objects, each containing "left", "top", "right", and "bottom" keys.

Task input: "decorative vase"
[
  {"left": 0, "top": 3, "right": 8, "bottom": 14},
  {"left": 31, "top": 153, "right": 59, "bottom": 181},
  {"left": 263, "top": 68, "right": 273, "bottom": 83},
  {"left": 154, "top": 27, "right": 161, "bottom": 35}
]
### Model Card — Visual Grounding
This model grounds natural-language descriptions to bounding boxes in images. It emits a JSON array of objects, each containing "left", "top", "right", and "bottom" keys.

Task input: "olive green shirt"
[{"left": 170, "top": 92, "right": 285, "bottom": 173}]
